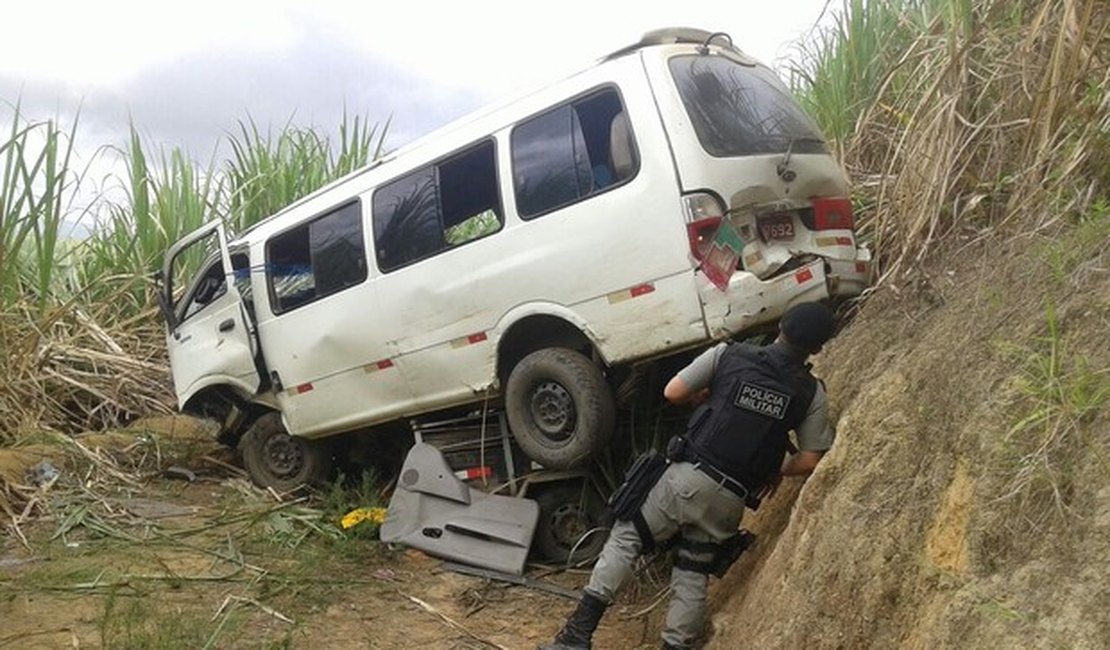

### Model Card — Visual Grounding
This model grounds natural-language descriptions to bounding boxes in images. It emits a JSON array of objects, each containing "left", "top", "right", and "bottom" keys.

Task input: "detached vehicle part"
[{"left": 380, "top": 443, "right": 539, "bottom": 576}]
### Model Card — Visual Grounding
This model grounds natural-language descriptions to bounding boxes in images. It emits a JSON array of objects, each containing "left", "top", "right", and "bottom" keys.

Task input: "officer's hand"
[{"left": 759, "top": 474, "right": 783, "bottom": 500}]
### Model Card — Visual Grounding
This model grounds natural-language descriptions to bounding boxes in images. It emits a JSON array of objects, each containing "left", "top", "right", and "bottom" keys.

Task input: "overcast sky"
[{"left": 1, "top": 0, "right": 833, "bottom": 213}]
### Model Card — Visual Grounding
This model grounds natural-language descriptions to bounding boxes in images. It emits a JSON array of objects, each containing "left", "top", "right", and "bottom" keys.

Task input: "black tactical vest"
[{"left": 685, "top": 343, "right": 818, "bottom": 490}]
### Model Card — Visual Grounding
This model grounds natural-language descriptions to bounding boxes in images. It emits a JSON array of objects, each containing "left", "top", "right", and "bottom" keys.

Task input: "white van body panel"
[
  {"left": 161, "top": 32, "right": 871, "bottom": 443},
  {"left": 249, "top": 54, "right": 708, "bottom": 438}
]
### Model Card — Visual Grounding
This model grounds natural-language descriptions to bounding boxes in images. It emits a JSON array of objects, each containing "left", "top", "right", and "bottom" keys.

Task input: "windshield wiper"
[{"left": 777, "top": 138, "right": 796, "bottom": 182}]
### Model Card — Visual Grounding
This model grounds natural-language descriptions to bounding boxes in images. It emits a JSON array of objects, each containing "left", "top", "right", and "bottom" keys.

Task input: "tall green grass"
[
  {"left": 0, "top": 104, "right": 79, "bottom": 309},
  {"left": 226, "top": 111, "right": 388, "bottom": 232},
  {"left": 80, "top": 127, "right": 222, "bottom": 314}
]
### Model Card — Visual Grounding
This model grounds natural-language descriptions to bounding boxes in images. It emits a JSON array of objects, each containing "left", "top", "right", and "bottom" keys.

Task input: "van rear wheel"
[
  {"left": 505, "top": 348, "right": 614, "bottom": 469},
  {"left": 240, "top": 413, "right": 332, "bottom": 492}
]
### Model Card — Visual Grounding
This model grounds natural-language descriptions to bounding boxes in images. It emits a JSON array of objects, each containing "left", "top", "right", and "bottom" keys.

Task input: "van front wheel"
[
  {"left": 505, "top": 348, "right": 614, "bottom": 469},
  {"left": 240, "top": 413, "right": 332, "bottom": 492}
]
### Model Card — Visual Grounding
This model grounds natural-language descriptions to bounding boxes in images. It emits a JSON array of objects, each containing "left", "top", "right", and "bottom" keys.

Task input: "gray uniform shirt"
[{"left": 676, "top": 342, "right": 834, "bottom": 451}]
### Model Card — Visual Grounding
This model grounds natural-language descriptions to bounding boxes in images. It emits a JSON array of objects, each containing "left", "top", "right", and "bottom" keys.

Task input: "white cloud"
[
  {"left": 3, "top": 0, "right": 829, "bottom": 95},
  {"left": 2, "top": 0, "right": 833, "bottom": 219}
]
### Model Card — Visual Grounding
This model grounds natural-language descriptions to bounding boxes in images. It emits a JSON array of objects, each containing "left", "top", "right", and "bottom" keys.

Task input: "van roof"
[{"left": 233, "top": 27, "right": 750, "bottom": 245}]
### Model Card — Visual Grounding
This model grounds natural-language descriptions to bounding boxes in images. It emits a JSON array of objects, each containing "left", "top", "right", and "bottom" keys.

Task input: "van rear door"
[
  {"left": 644, "top": 46, "right": 870, "bottom": 335},
  {"left": 160, "top": 222, "right": 261, "bottom": 408}
]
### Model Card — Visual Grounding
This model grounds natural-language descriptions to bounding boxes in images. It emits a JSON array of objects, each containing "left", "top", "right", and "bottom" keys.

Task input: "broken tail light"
[
  {"left": 810, "top": 197, "right": 854, "bottom": 230},
  {"left": 682, "top": 192, "right": 726, "bottom": 261}
]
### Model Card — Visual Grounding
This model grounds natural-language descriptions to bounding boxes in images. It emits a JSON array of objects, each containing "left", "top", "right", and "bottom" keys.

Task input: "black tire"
[
  {"left": 240, "top": 413, "right": 332, "bottom": 492},
  {"left": 505, "top": 347, "right": 615, "bottom": 469},
  {"left": 531, "top": 482, "right": 611, "bottom": 564}
]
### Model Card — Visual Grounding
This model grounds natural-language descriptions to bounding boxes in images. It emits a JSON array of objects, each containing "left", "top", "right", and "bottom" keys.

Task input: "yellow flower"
[{"left": 340, "top": 507, "right": 388, "bottom": 530}]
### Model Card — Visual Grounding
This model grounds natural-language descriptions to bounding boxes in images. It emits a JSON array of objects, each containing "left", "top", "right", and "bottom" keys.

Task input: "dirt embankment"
[{"left": 706, "top": 223, "right": 1109, "bottom": 649}]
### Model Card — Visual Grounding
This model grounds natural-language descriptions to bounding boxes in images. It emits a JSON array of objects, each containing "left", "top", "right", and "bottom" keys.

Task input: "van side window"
[
  {"left": 373, "top": 140, "right": 501, "bottom": 272},
  {"left": 266, "top": 201, "right": 367, "bottom": 314},
  {"left": 512, "top": 88, "right": 637, "bottom": 219}
]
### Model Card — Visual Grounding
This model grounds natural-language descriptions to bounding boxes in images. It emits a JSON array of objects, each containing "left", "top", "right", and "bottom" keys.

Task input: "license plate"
[{"left": 758, "top": 215, "right": 795, "bottom": 241}]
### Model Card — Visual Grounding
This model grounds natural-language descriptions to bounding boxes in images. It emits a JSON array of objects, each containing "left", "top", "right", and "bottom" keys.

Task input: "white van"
[{"left": 159, "top": 28, "right": 870, "bottom": 491}]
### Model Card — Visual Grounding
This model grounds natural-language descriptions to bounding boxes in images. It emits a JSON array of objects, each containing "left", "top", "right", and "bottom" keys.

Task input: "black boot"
[{"left": 537, "top": 592, "right": 608, "bottom": 650}]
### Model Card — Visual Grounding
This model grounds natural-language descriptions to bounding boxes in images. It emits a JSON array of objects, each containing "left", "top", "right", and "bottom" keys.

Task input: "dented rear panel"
[{"left": 643, "top": 44, "right": 870, "bottom": 337}]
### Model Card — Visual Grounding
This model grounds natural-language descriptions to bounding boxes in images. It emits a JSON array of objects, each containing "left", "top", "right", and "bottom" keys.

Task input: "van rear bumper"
[
  {"left": 826, "top": 247, "right": 872, "bottom": 299},
  {"left": 699, "top": 252, "right": 869, "bottom": 339}
]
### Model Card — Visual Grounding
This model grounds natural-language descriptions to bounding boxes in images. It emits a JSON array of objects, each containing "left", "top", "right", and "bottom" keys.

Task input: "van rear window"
[{"left": 668, "top": 55, "right": 827, "bottom": 157}]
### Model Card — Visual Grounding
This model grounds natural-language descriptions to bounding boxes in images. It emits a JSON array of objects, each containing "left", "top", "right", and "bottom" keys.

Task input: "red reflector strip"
[
  {"left": 836, "top": 236, "right": 853, "bottom": 246},
  {"left": 607, "top": 282, "right": 656, "bottom": 304},
  {"left": 287, "top": 382, "right": 314, "bottom": 396},
  {"left": 795, "top": 268, "right": 814, "bottom": 284},
  {"left": 454, "top": 466, "right": 492, "bottom": 480},
  {"left": 452, "top": 332, "right": 489, "bottom": 349},
  {"left": 364, "top": 358, "right": 394, "bottom": 373},
  {"left": 855, "top": 261, "right": 869, "bottom": 274}
]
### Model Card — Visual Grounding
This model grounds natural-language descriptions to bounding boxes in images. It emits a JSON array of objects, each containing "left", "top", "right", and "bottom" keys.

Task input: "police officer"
[{"left": 539, "top": 302, "right": 838, "bottom": 650}]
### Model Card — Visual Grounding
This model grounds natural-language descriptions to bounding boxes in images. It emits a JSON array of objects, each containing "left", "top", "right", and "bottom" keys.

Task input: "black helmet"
[{"left": 780, "top": 302, "right": 836, "bottom": 353}]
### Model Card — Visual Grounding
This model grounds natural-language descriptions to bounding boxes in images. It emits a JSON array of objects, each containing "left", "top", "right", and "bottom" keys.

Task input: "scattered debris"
[
  {"left": 118, "top": 498, "right": 195, "bottom": 520},
  {"left": 162, "top": 466, "right": 197, "bottom": 482},
  {"left": 440, "top": 561, "right": 581, "bottom": 601},
  {"left": 341, "top": 506, "right": 387, "bottom": 529},
  {"left": 400, "top": 591, "right": 511, "bottom": 650},
  {"left": 25, "top": 461, "right": 59, "bottom": 487},
  {"left": 381, "top": 443, "right": 539, "bottom": 576}
]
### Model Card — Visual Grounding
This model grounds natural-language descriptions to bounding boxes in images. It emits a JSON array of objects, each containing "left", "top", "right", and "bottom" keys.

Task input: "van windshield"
[{"left": 668, "top": 55, "right": 827, "bottom": 157}]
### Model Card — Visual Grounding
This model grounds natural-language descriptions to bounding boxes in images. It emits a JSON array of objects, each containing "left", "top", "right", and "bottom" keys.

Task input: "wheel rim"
[
  {"left": 548, "top": 502, "right": 593, "bottom": 552},
  {"left": 529, "top": 380, "right": 576, "bottom": 442},
  {"left": 262, "top": 433, "right": 305, "bottom": 478}
]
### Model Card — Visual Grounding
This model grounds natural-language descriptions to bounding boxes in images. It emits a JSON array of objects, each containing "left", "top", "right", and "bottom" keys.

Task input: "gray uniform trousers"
[{"left": 585, "top": 461, "right": 746, "bottom": 648}]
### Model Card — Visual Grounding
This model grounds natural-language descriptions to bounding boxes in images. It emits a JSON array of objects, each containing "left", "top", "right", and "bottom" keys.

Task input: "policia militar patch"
[{"left": 733, "top": 382, "right": 791, "bottom": 420}]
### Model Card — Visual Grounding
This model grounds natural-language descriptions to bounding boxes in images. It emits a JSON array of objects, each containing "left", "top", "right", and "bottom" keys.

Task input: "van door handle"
[{"left": 218, "top": 318, "right": 235, "bottom": 332}]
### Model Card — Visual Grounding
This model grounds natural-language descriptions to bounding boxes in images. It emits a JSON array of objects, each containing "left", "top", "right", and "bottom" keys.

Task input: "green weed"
[
  {"left": 975, "top": 597, "right": 1025, "bottom": 622},
  {"left": 1038, "top": 198, "right": 1110, "bottom": 286},
  {"left": 99, "top": 585, "right": 225, "bottom": 649},
  {"left": 994, "top": 302, "right": 1109, "bottom": 519}
]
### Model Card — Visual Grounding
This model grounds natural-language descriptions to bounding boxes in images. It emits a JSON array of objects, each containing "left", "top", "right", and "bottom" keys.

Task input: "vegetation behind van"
[{"left": 157, "top": 28, "right": 871, "bottom": 491}]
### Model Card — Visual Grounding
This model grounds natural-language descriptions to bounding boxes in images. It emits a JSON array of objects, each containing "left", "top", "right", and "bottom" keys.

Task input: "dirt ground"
[{"left": 0, "top": 418, "right": 670, "bottom": 650}]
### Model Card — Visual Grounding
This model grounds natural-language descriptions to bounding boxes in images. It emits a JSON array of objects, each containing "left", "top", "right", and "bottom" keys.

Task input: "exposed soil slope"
[{"left": 706, "top": 222, "right": 1109, "bottom": 649}]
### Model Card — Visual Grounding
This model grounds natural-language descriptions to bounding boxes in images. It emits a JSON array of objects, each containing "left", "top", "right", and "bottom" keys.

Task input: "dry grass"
[
  {"left": 0, "top": 298, "right": 172, "bottom": 443},
  {"left": 794, "top": 0, "right": 1110, "bottom": 282}
]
